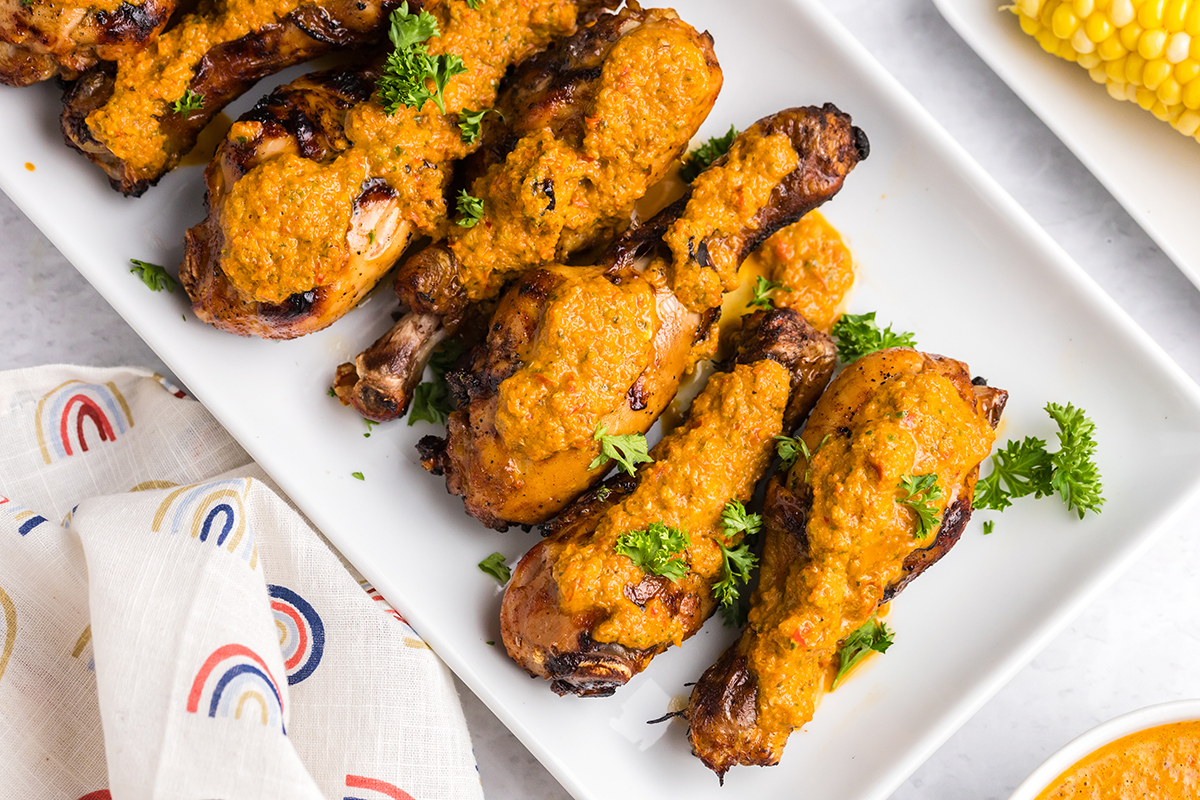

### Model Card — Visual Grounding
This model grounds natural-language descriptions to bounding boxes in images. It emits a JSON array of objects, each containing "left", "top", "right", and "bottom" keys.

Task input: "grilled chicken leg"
[
  {"left": 686, "top": 348, "right": 1007, "bottom": 777},
  {"left": 339, "top": 4, "right": 723, "bottom": 420},
  {"left": 1, "top": 0, "right": 174, "bottom": 86},
  {"left": 181, "top": 0, "right": 611, "bottom": 337},
  {"left": 500, "top": 307, "right": 836, "bottom": 697},
  {"left": 417, "top": 104, "right": 868, "bottom": 530}
]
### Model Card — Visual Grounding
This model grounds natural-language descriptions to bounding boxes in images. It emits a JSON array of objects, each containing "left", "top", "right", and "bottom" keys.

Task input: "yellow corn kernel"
[
  {"left": 1075, "top": 28, "right": 1099, "bottom": 52},
  {"left": 1107, "top": 78, "right": 1130, "bottom": 98},
  {"left": 1186, "top": 1, "right": 1200, "bottom": 33},
  {"left": 1149, "top": 99, "right": 1179, "bottom": 119},
  {"left": 1193, "top": 32, "right": 1200, "bottom": 56},
  {"left": 1183, "top": 75, "right": 1200, "bottom": 106},
  {"left": 1060, "top": 39, "right": 1081, "bottom": 58},
  {"left": 1021, "top": 12, "right": 1044, "bottom": 35},
  {"left": 1139, "top": 0, "right": 1166, "bottom": 27},
  {"left": 1128, "top": 81, "right": 1142, "bottom": 100},
  {"left": 1121, "top": 21, "right": 1146, "bottom": 49},
  {"left": 1080, "top": 50, "right": 1104, "bottom": 66},
  {"left": 1099, "top": 34, "right": 1129, "bottom": 58},
  {"left": 1086, "top": 10, "right": 1115, "bottom": 39},
  {"left": 1111, "top": 0, "right": 1136, "bottom": 25},
  {"left": 1140, "top": 28, "right": 1169, "bottom": 58},
  {"left": 1176, "top": 58, "right": 1200, "bottom": 81},
  {"left": 1145, "top": 56, "right": 1173, "bottom": 86},
  {"left": 1018, "top": 0, "right": 1042, "bottom": 16},
  {"left": 1126, "top": 51, "right": 1149, "bottom": 80},
  {"left": 1174, "top": 109, "right": 1200, "bottom": 133},
  {"left": 1040, "top": 0, "right": 1061, "bottom": 26},
  {"left": 1074, "top": 0, "right": 1096, "bottom": 14},
  {"left": 1053, "top": 4, "right": 1082, "bottom": 36},
  {"left": 1037, "top": 27, "right": 1063, "bottom": 52},
  {"left": 1164, "top": 0, "right": 1189, "bottom": 31},
  {"left": 1166, "top": 31, "right": 1192, "bottom": 60},
  {"left": 1158, "top": 75, "right": 1183, "bottom": 101},
  {"left": 1136, "top": 86, "right": 1158, "bottom": 107},
  {"left": 1107, "top": 54, "right": 1130, "bottom": 77},
  {"left": 1088, "top": 63, "right": 1108, "bottom": 80}
]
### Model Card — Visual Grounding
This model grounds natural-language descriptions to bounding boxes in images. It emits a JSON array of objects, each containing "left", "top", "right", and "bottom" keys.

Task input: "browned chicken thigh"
[
  {"left": 338, "top": 4, "right": 723, "bottom": 420},
  {"left": 60, "top": 0, "right": 448, "bottom": 195},
  {"left": 181, "top": 0, "right": 612, "bottom": 337},
  {"left": 687, "top": 348, "right": 1007, "bottom": 778},
  {"left": 0, "top": 0, "right": 174, "bottom": 86},
  {"left": 417, "top": 104, "right": 869, "bottom": 530},
  {"left": 500, "top": 308, "right": 836, "bottom": 697}
]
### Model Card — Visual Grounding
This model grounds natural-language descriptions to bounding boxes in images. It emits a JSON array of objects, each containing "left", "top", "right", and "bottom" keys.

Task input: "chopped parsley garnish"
[
  {"left": 377, "top": 2, "right": 467, "bottom": 115},
  {"left": 982, "top": 520, "right": 995, "bottom": 535},
  {"left": 774, "top": 434, "right": 809, "bottom": 472},
  {"left": 465, "top": 0, "right": 482, "bottom": 7},
  {"left": 898, "top": 473, "right": 943, "bottom": 539},
  {"left": 746, "top": 275, "right": 790, "bottom": 310},
  {"left": 408, "top": 337, "right": 466, "bottom": 427},
  {"left": 713, "top": 500, "right": 761, "bottom": 627},
  {"left": 363, "top": 418, "right": 378, "bottom": 438},
  {"left": 595, "top": 486, "right": 612, "bottom": 502},
  {"left": 457, "top": 108, "right": 498, "bottom": 143},
  {"left": 409, "top": 381, "right": 452, "bottom": 425},
  {"left": 833, "top": 616, "right": 894, "bottom": 688},
  {"left": 589, "top": 424, "right": 653, "bottom": 476},
  {"left": 170, "top": 89, "right": 204, "bottom": 116},
  {"left": 351, "top": 471, "right": 365, "bottom": 481},
  {"left": 327, "top": 386, "right": 337, "bottom": 398},
  {"left": 478, "top": 552, "right": 510, "bottom": 584},
  {"left": 129, "top": 259, "right": 176, "bottom": 293},
  {"left": 615, "top": 522, "right": 690, "bottom": 582},
  {"left": 831, "top": 312, "right": 917, "bottom": 363},
  {"left": 679, "top": 125, "right": 737, "bottom": 182},
  {"left": 974, "top": 403, "right": 1104, "bottom": 520},
  {"left": 455, "top": 189, "right": 484, "bottom": 227}
]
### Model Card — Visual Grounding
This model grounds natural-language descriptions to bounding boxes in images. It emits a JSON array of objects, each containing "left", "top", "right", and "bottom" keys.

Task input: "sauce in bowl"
[{"left": 1034, "top": 720, "right": 1200, "bottom": 799}]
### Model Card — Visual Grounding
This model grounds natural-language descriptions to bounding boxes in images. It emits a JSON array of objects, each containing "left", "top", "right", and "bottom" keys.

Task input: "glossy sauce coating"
[
  {"left": 1035, "top": 721, "right": 1200, "bottom": 800},
  {"left": 750, "top": 350, "right": 995, "bottom": 751},
  {"left": 741, "top": 210, "right": 854, "bottom": 332},
  {"left": 554, "top": 360, "right": 791, "bottom": 649},
  {"left": 216, "top": 0, "right": 581, "bottom": 304}
]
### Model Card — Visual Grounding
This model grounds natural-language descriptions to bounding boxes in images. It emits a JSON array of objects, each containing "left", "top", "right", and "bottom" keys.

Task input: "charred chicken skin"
[
  {"left": 686, "top": 348, "right": 1008, "bottom": 778},
  {"left": 417, "top": 104, "right": 868, "bottom": 530},
  {"left": 181, "top": 0, "right": 611, "bottom": 338},
  {"left": 61, "top": 0, "right": 426, "bottom": 195},
  {"left": 500, "top": 308, "right": 836, "bottom": 697},
  {"left": 339, "top": 4, "right": 723, "bottom": 420},
  {"left": 0, "top": 0, "right": 173, "bottom": 86}
]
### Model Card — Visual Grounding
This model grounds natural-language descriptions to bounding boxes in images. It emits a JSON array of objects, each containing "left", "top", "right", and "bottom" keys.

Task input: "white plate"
[
  {"left": 4, "top": 2, "right": 1200, "bottom": 799},
  {"left": 1008, "top": 699, "right": 1200, "bottom": 799},
  {"left": 932, "top": 0, "right": 1200, "bottom": 290}
]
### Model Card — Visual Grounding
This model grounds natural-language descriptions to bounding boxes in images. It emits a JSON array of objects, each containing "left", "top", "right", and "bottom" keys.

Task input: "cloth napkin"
[{"left": 0, "top": 365, "right": 484, "bottom": 800}]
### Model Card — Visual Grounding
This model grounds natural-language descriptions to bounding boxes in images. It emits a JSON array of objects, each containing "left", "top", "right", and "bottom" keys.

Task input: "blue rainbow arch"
[{"left": 151, "top": 479, "right": 257, "bottom": 567}]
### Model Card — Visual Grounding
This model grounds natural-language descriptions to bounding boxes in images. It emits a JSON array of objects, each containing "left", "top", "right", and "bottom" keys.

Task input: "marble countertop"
[{"left": 4, "top": 1, "right": 1200, "bottom": 797}]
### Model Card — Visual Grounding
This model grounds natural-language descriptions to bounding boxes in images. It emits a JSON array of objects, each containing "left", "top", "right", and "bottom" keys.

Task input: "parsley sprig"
[
  {"left": 478, "top": 552, "right": 510, "bottom": 584},
  {"left": 831, "top": 312, "right": 917, "bottom": 363},
  {"left": 129, "top": 259, "right": 176, "bottom": 293},
  {"left": 170, "top": 89, "right": 204, "bottom": 116},
  {"left": 974, "top": 402, "right": 1104, "bottom": 521},
  {"left": 747, "top": 275, "right": 790, "bottom": 310},
  {"left": 713, "top": 500, "right": 761, "bottom": 627},
  {"left": 680, "top": 125, "right": 737, "bottom": 182},
  {"left": 775, "top": 434, "right": 809, "bottom": 472},
  {"left": 377, "top": 2, "right": 467, "bottom": 115},
  {"left": 457, "top": 108, "right": 498, "bottom": 143},
  {"left": 898, "top": 473, "right": 943, "bottom": 539},
  {"left": 833, "top": 616, "right": 894, "bottom": 688},
  {"left": 615, "top": 522, "right": 690, "bottom": 582},
  {"left": 455, "top": 189, "right": 484, "bottom": 227},
  {"left": 408, "top": 337, "right": 466, "bottom": 426},
  {"left": 589, "top": 424, "right": 653, "bottom": 476}
]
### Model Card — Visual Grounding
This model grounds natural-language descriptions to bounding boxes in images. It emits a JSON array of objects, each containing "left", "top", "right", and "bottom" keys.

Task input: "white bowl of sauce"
[{"left": 1008, "top": 699, "right": 1200, "bottom": 799}]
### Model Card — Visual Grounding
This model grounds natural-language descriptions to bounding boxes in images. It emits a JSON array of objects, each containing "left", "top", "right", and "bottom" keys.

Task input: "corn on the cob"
[{"left": 1009, "top": 0, "right": 1200, "bottom": 143}]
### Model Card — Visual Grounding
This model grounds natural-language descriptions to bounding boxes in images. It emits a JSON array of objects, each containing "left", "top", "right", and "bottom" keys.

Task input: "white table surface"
[{"left": 4, "top": 1, "right": 1200, "bottom": 797}]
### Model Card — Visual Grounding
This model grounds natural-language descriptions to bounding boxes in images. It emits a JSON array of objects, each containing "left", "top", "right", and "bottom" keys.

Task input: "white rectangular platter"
[
  {"left": 933, "top": 0, "right": 1200, "bottom": 290},
  {"left": 4, "top": 1, "right": 1200, "bottom": 798}
]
